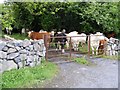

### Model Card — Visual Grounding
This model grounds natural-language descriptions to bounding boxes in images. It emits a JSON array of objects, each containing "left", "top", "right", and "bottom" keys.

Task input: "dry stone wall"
[{"left": 0, "top": 39, "right": 46, "bottom": 73}]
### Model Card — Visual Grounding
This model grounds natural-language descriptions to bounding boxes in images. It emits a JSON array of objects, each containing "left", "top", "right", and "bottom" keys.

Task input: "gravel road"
[{"left": 43, "top": 55, "right": 118, "bottom": 88}]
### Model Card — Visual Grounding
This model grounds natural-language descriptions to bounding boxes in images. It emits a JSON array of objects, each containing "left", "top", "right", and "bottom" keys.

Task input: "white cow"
[
  {"left": 66, "top": 31, "right": 87, "bottom": 51},
  {"left": 90, "top": 32, "right": 108, "bottom": 55}
]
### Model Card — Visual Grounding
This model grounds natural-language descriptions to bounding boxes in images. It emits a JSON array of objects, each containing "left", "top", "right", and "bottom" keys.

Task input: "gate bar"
[{"left": 88, "top": 35, "right": 90, "bottom": 59}]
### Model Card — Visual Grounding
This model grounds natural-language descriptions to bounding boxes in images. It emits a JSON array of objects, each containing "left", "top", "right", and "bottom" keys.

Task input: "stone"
[
  {"left": 2, "top": 46, "right": 8, "bottom": 52},
  {"left": 28, "top": 52, "right": 35, "bottom": 55},
  {"left": 36, "top": 51, "right": 44, "bottom": 57},
  {"left": 37, "top": 57, "right": 41, "bottom": 65},
  {"left": 33, "top": 55, "right": 39, "bottom": 65},
  {"left": 25, "top": 47, "right": 30, "bottom": 51},
  {"left": 19, "top": 49, "right": 27, "bottom": 54},
  {"left": 17, "top": 62, "right": 23, "bottom": 69},
  {"left": 1, "top": 60, "right": 17, "bottom": 72},
  {"left": 29, "top": 62, "right": 35, "bottom": 67},
  {"left": 14, "top": 56, "right": 21, "bottom": 64},
  {"left": 20, "top": 54, "right": 27, "bottom": 60},
  {"left": 29, "top": 45, "right": 33, "bottom": 51},
  {"left": 22, "top": 40, "right": 31, "bottom": 47},
  {"left": 33, "top": 43, "right": 41, "bottom": 51},
  {"left": 38, "top": 39, "right": 44, "bottom": 45},
  {"left": 0, "top": 42, "right": 6, "bottom": 51},
  {"left": 7, "top": 53, "right": 19, "bottom": 60},
  {"left": 16, "top": 46, "right": 21, "bottom": 51},
  {"left": 14, "top": 40, "right": 23, "bottom": 47},
  {"left": 7, "top": 48, "right": 17, "bottom": 54},
  {"left": 0, "top": 63, "right": 2, "bottom": 73},
  {"left": 0, "top": 51, "right": 7, "bottom": 59},
  {"left": 6, "top": 43, "right": 14, "bottom": 48}
]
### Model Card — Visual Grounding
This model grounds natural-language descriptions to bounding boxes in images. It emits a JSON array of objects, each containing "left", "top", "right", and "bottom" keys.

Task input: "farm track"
[{"left": 40, "top": 52, "right": 118, "bottom": 88}]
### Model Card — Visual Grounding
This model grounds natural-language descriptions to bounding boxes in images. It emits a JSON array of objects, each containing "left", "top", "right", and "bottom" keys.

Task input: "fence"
[
  {"left": 44, "top": 34, "right": 119, "bottom": 61},
  {"left": 44, "top": 35, "right": 91, "bottom": 61}
]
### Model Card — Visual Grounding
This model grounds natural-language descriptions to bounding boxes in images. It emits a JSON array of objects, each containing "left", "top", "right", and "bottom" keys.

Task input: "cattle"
[
  {"left": 28, "top": 31, "right": 51, "bottom": 47},
  {"left": 54, "top": 30, "right": 67, "bottom": 53},
  {"left": 66, "top": 31, "right": 87, "bottom": 51},
  {"left": 90, "top": 32, "right": 108, "bottom": 55},
  {"left": 98, "top": 39, "right": 108, "bottom": 55}
]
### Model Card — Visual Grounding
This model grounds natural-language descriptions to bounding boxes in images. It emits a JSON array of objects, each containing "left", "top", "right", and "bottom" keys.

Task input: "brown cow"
[
  {"left": 98, "top": 39, "right": 108, "bottom": 55},
  {"left": 28, "top": 31, "right": 51, "bottom": 47}
]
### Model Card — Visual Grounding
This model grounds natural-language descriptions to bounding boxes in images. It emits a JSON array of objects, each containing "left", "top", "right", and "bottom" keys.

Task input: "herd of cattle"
[{"left": 28, "top": 30, "right": 120, "bottom": 56}]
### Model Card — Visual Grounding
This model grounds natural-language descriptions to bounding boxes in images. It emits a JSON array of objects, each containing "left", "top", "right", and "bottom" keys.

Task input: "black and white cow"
[{"left": 54, "top": 30, "right": 67, "bottom": 53}]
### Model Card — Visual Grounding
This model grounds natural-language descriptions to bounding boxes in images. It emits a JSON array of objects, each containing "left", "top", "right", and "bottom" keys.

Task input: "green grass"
[
  {"left": 9, "top": 33, "right": 29, "bottom": 40},
  {"left": 2, "top": 60, "right": 59, "bottom": 88},
  {"left": 73, "top": 57, "right": 89, "bottom": 65},
  {"left": 95, "top": 55, "right": 119, "bottom": 60},
  {"left": 78, "top": 44, "right": 92, "bottom": 54}
]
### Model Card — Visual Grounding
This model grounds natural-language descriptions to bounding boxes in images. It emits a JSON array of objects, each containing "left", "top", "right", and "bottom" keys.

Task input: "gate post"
[
  {"left": 44, "top": 34, "right": 48, "bottom": 61},
  {"left": 88, "top": 35, "right": 90, "bottom": 59},
  {"left": 69, "top": 37, "right": 72, "bottom": 61}
]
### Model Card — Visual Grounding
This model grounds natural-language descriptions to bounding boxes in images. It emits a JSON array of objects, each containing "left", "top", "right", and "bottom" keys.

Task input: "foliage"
[
  {"left": 2, "top": 61, "right": 58, "bottom": 88},
  {"left": 9, "top": 33, "right": 29, "bottom": 40},
  {"left": 1, "top": 2, "right": 119, "bottom": 35},
  {"left": 74, "top": 57, "right": 89, "bottom": 65}
]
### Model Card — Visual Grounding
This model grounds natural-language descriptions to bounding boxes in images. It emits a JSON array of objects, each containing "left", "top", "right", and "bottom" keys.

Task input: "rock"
[
  {"left": 16, "top": 46, "right": 21, "bottom": 51},
  {"left": 7, "top": 53, "right": 19, "bottom": 60},
  {"left": 37, "top": 57, "right": 41, "bottom": 65},
  {"left": 38, "top": 39, "right": 44, "bottom": 45},
  {"left": 17, "top": 62, "right": 23, "bottom": 69},
  {"left": 20, "top": 54, "right": 27, "bottom": 60},
  {"left": 28, "top": 52, "right": 35, "bottom": 55},
  {"left": 25, "top": 47, "right": 30, "bottom": 51},
  {"left": 33, "top": 43, "right": 41, "bottom": 51},
  {"left": 2, "top": 46, "right": 8, "bottom": 52},
  {"left": 22, "top": 40, "right": 31, "bottom": 47},
  {"left": 7, "top": 48, "right": 17, "bottom": 54},
  {"left": 14, "top": 56, "right": 21, "bottom": 64},
  {"left": 0, "top": 63, "right": 2, "bottom": 73},
  {"left": 36, "top": 51, "right": 44, "bottom": 57},
  {"left": 0, "top": 51, "right": 7, "bottom": 59},
  {"left": 29, "top": 62, "right": 35, "bottom": 67},
  {"left": 34, "top": 55, "right": 39, "bottom": 65},
  {"left": 0, "top": 42, "right": 6, "bottom": 51},
  {"left": 19, "top": 49, "right": 27, "bottom": 54},
  {"left": 2, "top": 60, "right": 17, "bottom": 72},
  {"left": 6, "top": 43, "right": 14, "bottom": 48},
  {"left": 29, "top": 45, "right": 33, "bottom": 51}
]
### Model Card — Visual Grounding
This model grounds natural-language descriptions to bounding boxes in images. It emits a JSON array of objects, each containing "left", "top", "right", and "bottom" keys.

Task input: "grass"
[
  {"left": 9, "top": 33, "right": 29, "bottom": 40},
  {"left": 2, "top": 60, "right": 59, "bottom": 88},
  {"left": 78, "top": 44, "right": 92, "bottom": 54},
  {"left": 73, "top": 57, "right": 89, "bottom": 65},
  {"left": 95, "top": 55, "right": 119, "bottom": 60}
]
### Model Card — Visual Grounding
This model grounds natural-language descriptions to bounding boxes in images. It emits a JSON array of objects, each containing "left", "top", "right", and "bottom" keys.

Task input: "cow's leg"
[
  {"left": 55, "top": 42, "right": 58, "bottom": 51},
  {"left": 91, "top": 46, "right": 94, "bottom": 55},
  {"left": 76, "top": 44, "right": 79, "bottom": 51},
  {"left": 61, "top": 43, "right": 65, "bottom": 53},
  {"left": 96, "top": 46, "right": 99, "bottom": 55},
  {"left": 66, "top": 41, "right": 69, "bottom": 49}
]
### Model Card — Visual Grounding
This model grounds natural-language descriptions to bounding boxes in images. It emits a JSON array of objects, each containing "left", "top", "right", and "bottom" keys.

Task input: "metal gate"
[{"left": 44, "top": 35, "right": 91, "bottom": 61}]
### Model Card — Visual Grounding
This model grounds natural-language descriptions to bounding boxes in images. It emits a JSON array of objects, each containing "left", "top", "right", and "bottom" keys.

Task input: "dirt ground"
[{"left": 34, "top": 51, "right": 118, "bottom": 88}]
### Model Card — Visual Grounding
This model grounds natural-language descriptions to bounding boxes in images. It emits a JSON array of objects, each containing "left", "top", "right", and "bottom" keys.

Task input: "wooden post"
[
  {"left": 44, "top": 35, "right": 48, "bottom": 61},
  {"left": 88, "top": 35, "right": 90, "bottom": 59}
]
